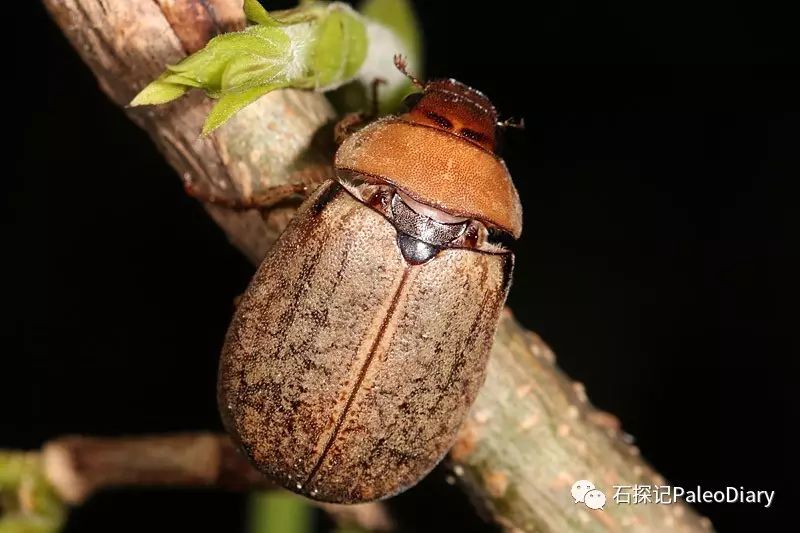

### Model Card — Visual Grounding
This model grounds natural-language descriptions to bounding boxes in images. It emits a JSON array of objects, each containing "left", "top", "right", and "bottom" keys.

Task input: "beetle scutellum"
[{"left": 218, "top": 58, "right": 522, "bottom": 503}]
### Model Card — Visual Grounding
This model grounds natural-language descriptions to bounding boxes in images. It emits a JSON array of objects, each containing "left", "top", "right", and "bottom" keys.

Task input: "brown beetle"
[{"left": 218, "top": 59, "right": 522, "bottom": 503}]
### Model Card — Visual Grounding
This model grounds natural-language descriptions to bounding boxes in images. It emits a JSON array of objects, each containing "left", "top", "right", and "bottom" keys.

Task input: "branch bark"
[
  {"left": 41, "top": 434, "right": 271, "bottom": 504},
  {"left": 39, "top": 1, "right": 713, "bottom": 531},
  {"left": 2, "top": 437, "right": 391, "bottom": 532}
]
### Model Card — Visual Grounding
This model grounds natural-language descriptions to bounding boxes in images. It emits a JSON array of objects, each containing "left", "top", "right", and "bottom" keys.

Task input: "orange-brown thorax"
[
  {"left": 401, "top": 79, "right": 498, "bottom": 153},
  {"left": 335, "top": 78, "right": 522, "bottom": 239}
]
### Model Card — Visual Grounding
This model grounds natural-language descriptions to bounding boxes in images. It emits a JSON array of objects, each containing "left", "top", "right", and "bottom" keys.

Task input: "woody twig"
[{"left": 1, "top": 435, "right": 391, "bottom": 532}]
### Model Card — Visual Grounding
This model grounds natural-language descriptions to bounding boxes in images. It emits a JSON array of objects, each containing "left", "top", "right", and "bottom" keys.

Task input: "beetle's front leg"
[
  {"left": 183, "top": 164, "right": 334, "bottom": 211},
  {"left": 334, "top": 112, "right": 369, "bottom": 145},
  {"left": 184, "top": 181, "right": 312, "bottom": 210},
  {"left": 334, "top": 78, "right": 387, "bottom": 145}
]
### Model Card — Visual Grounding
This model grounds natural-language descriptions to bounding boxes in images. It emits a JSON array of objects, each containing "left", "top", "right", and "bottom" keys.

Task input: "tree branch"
[
  {"left": 2, "top": 436, "right": 391, "bottom": 532},
  {"left": 41, "top": 434, "right": 270, "bottom": 504},
  {"left": 37, "top": 0, "right": 713, "bottom": 531}
]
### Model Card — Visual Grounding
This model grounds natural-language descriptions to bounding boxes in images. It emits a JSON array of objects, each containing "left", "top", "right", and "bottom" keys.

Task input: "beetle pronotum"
[{"left": 218, "top": 59, "right": 522, "bottom": 503}]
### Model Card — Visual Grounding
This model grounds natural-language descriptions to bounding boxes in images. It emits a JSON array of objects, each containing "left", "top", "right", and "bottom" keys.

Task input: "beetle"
[{"left": 217, "top": 58, "right": 522, "bottom": 503}]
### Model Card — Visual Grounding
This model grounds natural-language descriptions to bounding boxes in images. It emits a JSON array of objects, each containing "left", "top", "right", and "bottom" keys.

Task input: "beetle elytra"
[{"left": 218, "top": 60, "right": 522, "bottom": 503}]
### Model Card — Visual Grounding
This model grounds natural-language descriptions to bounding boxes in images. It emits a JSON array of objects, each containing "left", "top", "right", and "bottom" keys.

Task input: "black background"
[{"left": 5, "top": 1, "right": 794, "bottom": 531}]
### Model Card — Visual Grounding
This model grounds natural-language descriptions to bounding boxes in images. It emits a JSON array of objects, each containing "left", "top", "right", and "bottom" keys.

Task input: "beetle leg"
[
  {"left": 368, "top": 77, "right": 387, "bottom": 117},
  {"left": 334, "top": 79, "right": 387, "bottom": 145},
  {"left": 244, "top": 183, "right": 313, "bottom": 209},
  {"left": 183, "top": 163, "right": 336, "bottom": 210},
  {"left": 334, "top": 112, "right": 368, "bottom": 145},
  {"left": 184, "top": 181, "right": 311, "bottom": 210}
]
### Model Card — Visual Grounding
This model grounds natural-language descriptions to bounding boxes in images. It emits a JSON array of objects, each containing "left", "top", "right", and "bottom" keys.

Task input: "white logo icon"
[
  {"left": 571, "top": 480, "right": 595, "bottom": 503},
  {"left": 584, "top": 489, "right": 607, "bottom": 510},
  {"left": 571, "top": 480, "right": 606, "bottom": 510}
]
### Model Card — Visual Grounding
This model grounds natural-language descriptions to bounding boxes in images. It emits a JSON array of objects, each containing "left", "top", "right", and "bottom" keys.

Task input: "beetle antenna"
[
  {"left": 393, "top": 54, "right": 424, "bottom": 88},
  {"left": 497, "top": 117, "right": 526, "bottom": 130}
]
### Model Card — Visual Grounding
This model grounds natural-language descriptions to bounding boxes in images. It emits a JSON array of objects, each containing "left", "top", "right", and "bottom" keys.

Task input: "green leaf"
[
  {"left": 165, "top": 25, "right": 292, "bottom": 94},
  {"left": 130, "top": 79, "right": 188, "bottom": 106},
  {"left": 340, "top": 8, "right": 369, "bottom": 80},
  {"left": 220, "top": 54, "right": 285, "bottom": 92},
  {"left": 129, "top": 1, "right": 383, "bottom": 132},
  {"left": 243, "top": 0, "right": 279, "bottom": 26},
  {"left": 312, "top": 10, "right": 347, "bottom": 87},
  {"left": 246, "top": 1, "right": 322, "bottom": 26},
  {"left": 202, "top": 84, "right": 283, "bottom": 135},
  {"left": 311, "top": 5, "right": 368, "bottom": 88}
]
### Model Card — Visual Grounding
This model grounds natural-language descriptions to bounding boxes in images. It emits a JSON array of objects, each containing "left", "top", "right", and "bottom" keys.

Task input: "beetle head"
[
  {"left": 393, "top": 56, "right": 499, "bottom": 153},
  {"left": 401, "top": 79, "right": 499, "bottom": 153}
]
